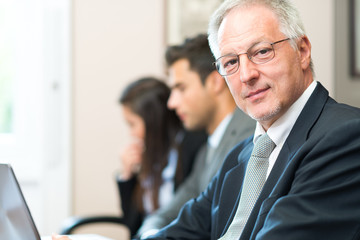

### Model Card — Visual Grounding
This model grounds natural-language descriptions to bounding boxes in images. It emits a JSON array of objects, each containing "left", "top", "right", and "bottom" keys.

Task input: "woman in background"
[{"left": 117, "top": 77, "right": 206, "bottom": 236}]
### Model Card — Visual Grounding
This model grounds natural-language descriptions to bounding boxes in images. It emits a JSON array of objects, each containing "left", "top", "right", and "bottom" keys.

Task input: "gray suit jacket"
[{"left": 137, "top": 108, "right": 255, "bottom": 236}]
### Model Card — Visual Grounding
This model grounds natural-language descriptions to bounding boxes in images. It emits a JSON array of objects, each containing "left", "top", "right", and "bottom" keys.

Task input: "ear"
[
  {"left": 298, "top": 36, "right": 312, "bottom": 71},
  {"left": 205, "top": 71, "right": 226, "bottom": 94}
]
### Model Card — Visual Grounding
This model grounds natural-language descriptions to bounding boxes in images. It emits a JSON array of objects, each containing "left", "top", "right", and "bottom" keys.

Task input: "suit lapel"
[{"left": 216, "top": 142, "right": 253, "bottom": 237}]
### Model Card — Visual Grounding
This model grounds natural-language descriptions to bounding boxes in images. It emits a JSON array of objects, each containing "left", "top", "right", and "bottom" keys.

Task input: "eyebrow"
[
  {"left": 220, "top": 39, "right": 265, "bottom": 57},
  {"left": 170, "top": 82, "right": 183, "bottom": 90}
]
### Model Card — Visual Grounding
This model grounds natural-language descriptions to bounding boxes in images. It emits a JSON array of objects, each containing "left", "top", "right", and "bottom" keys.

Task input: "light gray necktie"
[{"left": 219, "top": 133, "right": 276, "bottom": 240}]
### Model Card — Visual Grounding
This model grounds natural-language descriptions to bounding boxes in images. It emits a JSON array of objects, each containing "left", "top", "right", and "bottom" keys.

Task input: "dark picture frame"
[{"left": 350, "top": 0, "right": 360, "bottom": 76}]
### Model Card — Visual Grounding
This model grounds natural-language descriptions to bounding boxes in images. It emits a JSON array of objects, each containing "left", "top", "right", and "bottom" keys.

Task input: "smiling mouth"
[{"left": 246, "top": 87, "right": 269, "bottom": 100}]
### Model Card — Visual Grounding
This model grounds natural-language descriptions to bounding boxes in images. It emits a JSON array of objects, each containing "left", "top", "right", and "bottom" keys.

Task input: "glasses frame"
[{"left": 214, "top": 38, "right": 291, "bottom": 76}]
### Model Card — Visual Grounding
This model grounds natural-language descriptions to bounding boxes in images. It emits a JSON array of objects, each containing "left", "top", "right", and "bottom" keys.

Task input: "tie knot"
[{"left": 252, "top": 133, "right": 276, "bottom": 158}]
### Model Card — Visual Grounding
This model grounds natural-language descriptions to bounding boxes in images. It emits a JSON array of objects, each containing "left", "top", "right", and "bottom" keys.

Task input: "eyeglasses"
[{"left": 214, "top": 38, "right": 291, "bottom": 76}]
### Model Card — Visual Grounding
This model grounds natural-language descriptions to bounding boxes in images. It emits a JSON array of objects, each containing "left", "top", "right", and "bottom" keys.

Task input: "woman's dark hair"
[{"left": 119, "top": 77, "right": 182, "bottom": 211}]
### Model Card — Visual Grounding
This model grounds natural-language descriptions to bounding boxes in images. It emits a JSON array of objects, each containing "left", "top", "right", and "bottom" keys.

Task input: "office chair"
[{"left": 60, "top": 215, "right": 137, "bottom": 236}]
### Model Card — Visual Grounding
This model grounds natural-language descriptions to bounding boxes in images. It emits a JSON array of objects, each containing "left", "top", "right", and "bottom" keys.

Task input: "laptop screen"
[{"left": 0, "top": 163, "right": 41, "bottom": 240}]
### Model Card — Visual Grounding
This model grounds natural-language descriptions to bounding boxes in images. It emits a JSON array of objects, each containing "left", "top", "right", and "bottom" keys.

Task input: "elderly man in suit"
[
  {"left": 140, "top": 0, "right": 360, "bottom": 239},
  {"left": 137, "top": 34, "right": 255, "bottom": 238}
]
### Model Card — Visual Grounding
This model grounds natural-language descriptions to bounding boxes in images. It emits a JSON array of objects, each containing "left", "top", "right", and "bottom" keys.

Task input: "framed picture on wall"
[
  {"left": 350, "top": 0, "right": 360, "bottom": 76},
  {"left": 165, "top": 0, "right": 223, "bottom": 45}
]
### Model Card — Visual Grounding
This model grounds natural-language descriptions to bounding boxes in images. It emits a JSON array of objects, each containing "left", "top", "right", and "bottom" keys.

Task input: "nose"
[
  {"left": 167, "top": 91, "right": 178, "bottom": 110},
  {"left": 238, "top": 54, "right": 259, "bottom": 83}
]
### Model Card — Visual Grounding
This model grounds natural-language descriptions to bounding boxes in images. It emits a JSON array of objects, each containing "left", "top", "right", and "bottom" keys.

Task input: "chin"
[
  {"left": 184, "top": 123, "right": 195, "bottom": 130},
  {"left": 248, "top": 105, "right": 281, "bottom": 122}
]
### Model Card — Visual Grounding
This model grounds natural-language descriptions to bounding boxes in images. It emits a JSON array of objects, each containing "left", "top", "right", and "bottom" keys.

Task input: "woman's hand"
[
  {"left": 119, "top": 139, "right": 144, "bottom": 180},
  {"left": 52, "top": 234, "right": 71, "bottom": 240}
]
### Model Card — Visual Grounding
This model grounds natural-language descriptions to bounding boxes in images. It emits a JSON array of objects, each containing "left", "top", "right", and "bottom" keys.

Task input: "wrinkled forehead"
[{"left": 216, "top": 5, "right": 281, "bottom": 56}]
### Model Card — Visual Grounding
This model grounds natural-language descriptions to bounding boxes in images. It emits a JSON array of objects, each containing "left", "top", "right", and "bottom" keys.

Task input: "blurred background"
[{"left": 0, "top": 0, "right": 359, "bottom": 239}]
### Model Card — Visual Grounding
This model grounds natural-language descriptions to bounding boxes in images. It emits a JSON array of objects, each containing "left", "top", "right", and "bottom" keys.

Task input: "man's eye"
[
  {"left": 174, "top": 85, "right": 186, "bottom": 92},
  {"left": 179, "top": 86, "right": 186, "bottom": 92},
  {"left": 253, "top": 47, "right": 272, "bottom": 58},
  {"left": 224, "top": 58, "right": 238, "bottom": 68},
  {"left": 259, "top": 49, "right": 270, "bottom": 54}
]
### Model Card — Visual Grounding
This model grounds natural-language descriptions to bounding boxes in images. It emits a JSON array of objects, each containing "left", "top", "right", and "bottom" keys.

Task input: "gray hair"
[{"left": 208, "top": 0, "right": 306, "bottom": 59}]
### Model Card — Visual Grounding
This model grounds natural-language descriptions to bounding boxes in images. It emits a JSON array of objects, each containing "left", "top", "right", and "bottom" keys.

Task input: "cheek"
[
  {"left": 226, "top": 78, "right": 245, "bottom": 106},
  {"left": 137, "top": 125, "right": 146, "bottom": 139},
  {"left": 130, "top": 127, "right": 138, "bottom": 138},
  {"left": 185, "top": 88, "right": 206, "bottom": 108},
  {"left": 130, "top": 123, "right": 145, "bottom": 139},
  {"left": 225, "top": 78, "right": 235, "bottom": 95},
  {"left": 187, "top": 87, "right": 202, "bottom": 100},
  {"left": 275, "top": 66, "right": 303, "bottom": 103}
]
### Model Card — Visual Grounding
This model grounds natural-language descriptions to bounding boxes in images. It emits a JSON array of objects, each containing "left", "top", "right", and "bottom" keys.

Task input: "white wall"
[
  {"left": 335, "top": 0, "right": 360, "bottom": 107},
  {"left": 293, "top": 0, "right": 335, "bottom": 96},
  {"left": 72, "top": 0, "right": 165, "bottom": 238},
  {"left": 295, "top": 0, "right": 360, "bottom": 107}
]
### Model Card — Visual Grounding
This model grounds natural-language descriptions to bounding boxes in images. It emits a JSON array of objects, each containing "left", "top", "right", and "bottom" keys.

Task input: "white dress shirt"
[{"left": 207, "top": 112, "right": 233, "bottom": 163}]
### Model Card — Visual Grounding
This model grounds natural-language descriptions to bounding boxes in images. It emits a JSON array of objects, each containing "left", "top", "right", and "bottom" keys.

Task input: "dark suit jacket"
[
  {"left": 146, "top": 83, "right": 360, "bottom": 240},
  {"left": 117, "top": 129, "right": 207, "bottom": 237}
]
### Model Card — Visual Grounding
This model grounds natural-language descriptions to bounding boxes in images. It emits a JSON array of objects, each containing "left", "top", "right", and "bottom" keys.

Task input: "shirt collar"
[{"left": 208, "top": 111, "right": 234, "bottom": 148}]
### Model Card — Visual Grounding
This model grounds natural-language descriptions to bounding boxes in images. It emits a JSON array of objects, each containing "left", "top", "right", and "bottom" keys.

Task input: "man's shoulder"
[
  {"left": 231, "top": 108, "right": 255, "bottom": 123},
  {"left": 223, "top": 136, "right": 253, "bottom": 164},
  {"left": 229, "top": 108, "right": 256, "bottom": 130},
  {"left": 310, "top": 98, "right": 360, "bottom": 136},
  {"left": 223, "top": 108, "right": 255, "bottom": 142}
]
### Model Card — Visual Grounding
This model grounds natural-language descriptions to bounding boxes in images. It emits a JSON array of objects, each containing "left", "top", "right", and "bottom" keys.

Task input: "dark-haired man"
[{"left": 137, "top": 34, "right": 255, "bottom": 238}]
